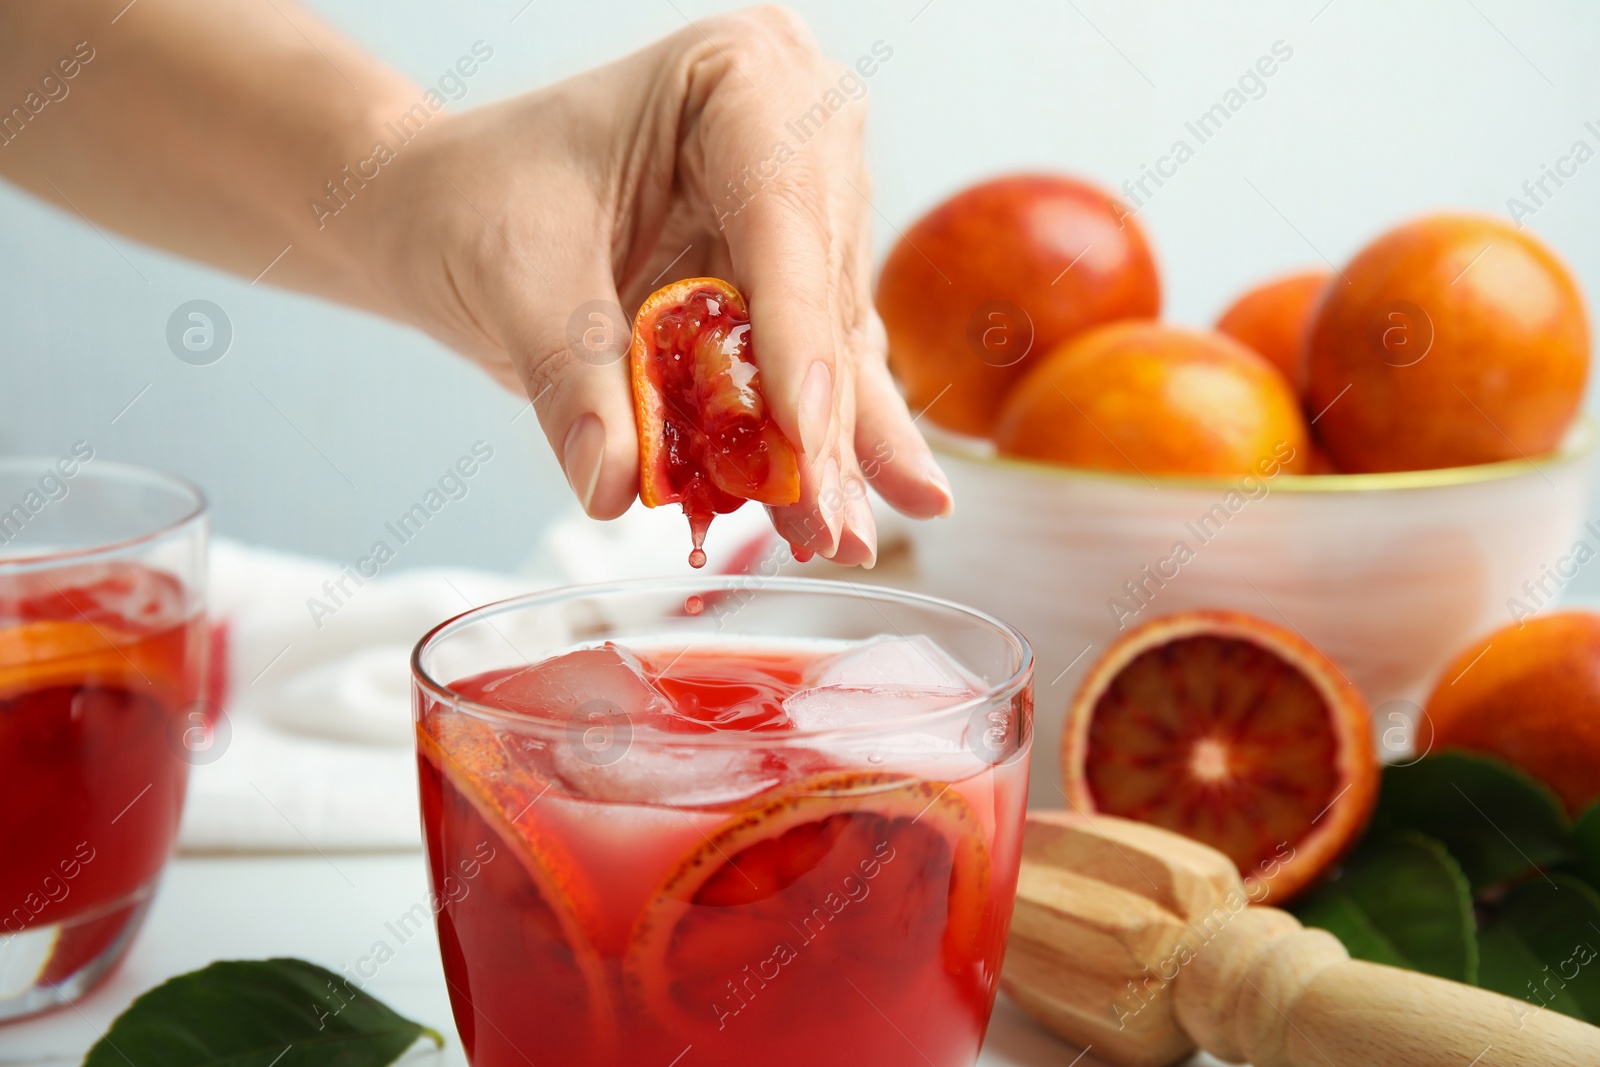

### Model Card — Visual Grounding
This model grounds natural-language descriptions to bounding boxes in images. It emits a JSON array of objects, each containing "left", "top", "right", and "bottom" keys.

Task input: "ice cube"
[
  {"left": 782, "top": 684, "right": 988, "bottom": 778},
  {"left": 781, "top": 683, "right": 974, "bottom": 732},
  {"left": 787, "top": 695, "right": 991, "bottom": 781},
  {"left": 476, "top": 644, "right": 678, "bottom": 725},
  {"left": 479, "top": 644, "right": 809, "bottom": 807},
  {"left": 788, "top": 634, "right": 982, "bottom": 732},
  {"left": 805, "top": 634, "right": 982, "bottom": 692},
  {"left": 552, "top": 739, "right": 791, "bottom": 807}
]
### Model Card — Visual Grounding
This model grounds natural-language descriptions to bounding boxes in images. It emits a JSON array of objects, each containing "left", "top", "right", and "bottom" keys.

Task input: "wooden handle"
[
  {"left": 1005, "top": 811, "right": 1600, "bottom": 1067},
  {"left": 1175, "top": 905, "right": 1600, "bottom": 1067},
  {"left": 1003, "top": 809, "right": 1242, "bottom": 1066}
]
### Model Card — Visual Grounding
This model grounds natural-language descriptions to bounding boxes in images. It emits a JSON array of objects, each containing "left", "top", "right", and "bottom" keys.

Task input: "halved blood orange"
[
  {"left": 1061, "top": 610, "right": 1376, "bottom": 905},
  {"left": 624, "top": 770, "right": 990, "bottom": 1037},
  {"left": 630, "top": 278, "right": 801, "bottom": 567},
  {"left": 416, "top": 714, "right": 615, "bottom": 1041}
]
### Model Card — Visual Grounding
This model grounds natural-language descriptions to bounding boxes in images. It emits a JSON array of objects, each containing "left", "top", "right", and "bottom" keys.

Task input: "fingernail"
[
  {"left": 847, "top": 481, "right": 877, "bottom": 568},
  {"left": 563, "top": 414, "right": 605, "bottom": 514},
  {"left": 820, "top": 456, "right": 844, "bottom": 555},
  {"left": 923, "top": 455, "right": 954, "bottom": 518},
  {"left": 798, "top": 362, "right": 832, "bottom": 456}
]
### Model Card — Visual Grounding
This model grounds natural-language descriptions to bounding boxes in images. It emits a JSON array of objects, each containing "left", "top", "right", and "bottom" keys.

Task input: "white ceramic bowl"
[{"left": 906, "top": 423, "right": 1595, "bottom": 806}]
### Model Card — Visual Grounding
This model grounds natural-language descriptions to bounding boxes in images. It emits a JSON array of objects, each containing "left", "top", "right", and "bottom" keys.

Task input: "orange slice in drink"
[
  {"left": 1061, "top": 610, "right": 1376, "bottom": 904},
  {"left": 416, "top": 714, "right": 614, "bottom": 1037},
  {"left": 631, "top": 277, "right": 800, "bottom": 567},
  {"left": 624, "top": 770, "right": 990, "bottom": 1037},
  {"left": 0, "top": 562, "right": 196, "bottom": 700},
  {"left": 0, "top": 620, "right": 172, "bottom": 698}
]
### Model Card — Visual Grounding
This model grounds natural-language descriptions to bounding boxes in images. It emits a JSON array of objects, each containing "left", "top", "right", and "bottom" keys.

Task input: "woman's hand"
[
  {"left": 365, "top": 6, "right": 951, "bottom": 565},
  {"left": 0, "top": 1, "right": 949, "bottom": 565}
]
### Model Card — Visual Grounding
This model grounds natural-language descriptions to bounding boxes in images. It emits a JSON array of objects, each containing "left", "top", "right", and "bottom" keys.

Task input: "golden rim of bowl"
[{"left": 928, "top": 416, "right": 1594, "bottom": 493}]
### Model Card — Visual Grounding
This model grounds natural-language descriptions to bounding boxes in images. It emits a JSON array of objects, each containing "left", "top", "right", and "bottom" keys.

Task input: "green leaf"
[
  {"left": 83, "top": 958, "right": 445, "bottom": 1067},
  {"left": 1372, "top": 751, "right": 1570, "bottom": 890},
  {"left": 1573, "top": 802, "right": 1600, "bottom": 889},
  {"left": 1477, "top": 874, "right": 1600, "bottom": 1025},
  {"left": 1294, "top": 831, "right": 1478, "bottom": 983}
]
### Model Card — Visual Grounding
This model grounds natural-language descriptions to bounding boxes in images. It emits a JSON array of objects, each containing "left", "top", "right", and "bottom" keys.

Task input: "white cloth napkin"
[{"left": 179, "top": 503, "right": 785, "bottom": 853}]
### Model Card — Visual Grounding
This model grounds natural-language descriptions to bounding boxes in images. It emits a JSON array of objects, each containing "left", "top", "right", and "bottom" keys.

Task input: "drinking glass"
[
  {"left": 412, "top": 576, "right": 1032, "bottom": 1067},
  {"left": 0, "top": 457, "right": 208, "bottom": 1020}
]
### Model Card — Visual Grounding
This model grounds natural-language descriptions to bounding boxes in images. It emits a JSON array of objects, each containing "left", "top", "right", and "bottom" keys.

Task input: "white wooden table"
[{"left": 3, "top": 853, "right": 1216, "bottom": 1067}]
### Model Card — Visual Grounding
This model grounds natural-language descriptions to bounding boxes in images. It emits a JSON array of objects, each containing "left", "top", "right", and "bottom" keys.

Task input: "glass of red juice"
[
  {"left": 412, "top": 576, "right": 1033, "bottom": 1067},
  {"left": 0, "top": 458, "right": 207, "bottom": 1020}
]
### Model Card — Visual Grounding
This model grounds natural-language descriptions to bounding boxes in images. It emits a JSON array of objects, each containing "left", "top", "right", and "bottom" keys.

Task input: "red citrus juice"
[
  {"left": 0, "top": 562, "right": 203, "bottom": 985},
  {"left": 417, "top": 640, "right": 1029, "bottom": 1067}
]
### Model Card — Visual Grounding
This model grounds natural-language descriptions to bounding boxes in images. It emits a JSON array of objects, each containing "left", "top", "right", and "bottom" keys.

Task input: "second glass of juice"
[
  {"left": 0, "top": 458, "right": 208, "bottom": 1021},
  {"left": 413, "top": 577, "right": 1032, "bottom": 1067}
]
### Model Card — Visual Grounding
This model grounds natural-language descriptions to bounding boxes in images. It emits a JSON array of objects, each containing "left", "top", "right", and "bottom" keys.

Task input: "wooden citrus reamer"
[{"left": 1003, "top": 811, "right": 1600, "bottom": 1066}]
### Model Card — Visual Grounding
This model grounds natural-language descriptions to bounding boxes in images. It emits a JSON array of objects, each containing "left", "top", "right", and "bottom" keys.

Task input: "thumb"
[{"left": 514, "top": 265, "right": 640, "bottom": 521}]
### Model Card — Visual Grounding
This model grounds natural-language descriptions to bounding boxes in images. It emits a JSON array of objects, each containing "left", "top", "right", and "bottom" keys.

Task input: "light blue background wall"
[{"left": 4, "top": 0, "right": 1598, "bottom": 590}]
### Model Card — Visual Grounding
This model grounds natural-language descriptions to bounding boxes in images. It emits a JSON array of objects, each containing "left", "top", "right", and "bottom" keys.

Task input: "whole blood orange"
[
  {"left": 631, "top": 278, "right": 800, "bottom": 567},
  {"left": 1303, "top": 442, "right": 1339, "bottom": 474},
  {"left": 877, "top": 174, "right": 1160, "bottom": 437},
  {"left": 1424, "top": 612, "right": 1600, "bottom": 815},
  {"left": 1061, "top": 610, "right": 1376, "bottom": 904},
  {"left": 1305, "top": 214, "right": 1589, "bottom": 472},
  {"left": 1215, "top": 270, "right": 1329, "bottom": 395},
  {"left": 992, "top": 321, "right": 1309, "bottom": 477}
]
